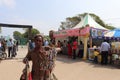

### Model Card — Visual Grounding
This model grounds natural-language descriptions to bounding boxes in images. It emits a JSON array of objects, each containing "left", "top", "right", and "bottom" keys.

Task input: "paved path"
[{"left": 0, "top": 46, "right": 120, "bottom": 80}]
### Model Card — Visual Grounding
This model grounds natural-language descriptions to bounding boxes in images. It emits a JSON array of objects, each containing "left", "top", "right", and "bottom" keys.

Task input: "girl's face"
[{"left": 34, "top": 37, "right": 43, "bottom": 47}]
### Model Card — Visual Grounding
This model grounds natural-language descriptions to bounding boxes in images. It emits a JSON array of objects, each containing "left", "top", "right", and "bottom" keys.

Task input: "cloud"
[{"left": 0, "top": 0, "right": 16, "bottom": 8}]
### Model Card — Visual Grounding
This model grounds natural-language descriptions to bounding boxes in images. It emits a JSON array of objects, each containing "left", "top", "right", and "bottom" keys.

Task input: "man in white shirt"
[
  {"left": 44, "top": 39, "right": 49, "bottom": 46},
  {"left": 100, "top": 39, "right": 110, "bottom": 65},
  {"left": 7, "top": 39, "right": 13, "bottom": 58}
]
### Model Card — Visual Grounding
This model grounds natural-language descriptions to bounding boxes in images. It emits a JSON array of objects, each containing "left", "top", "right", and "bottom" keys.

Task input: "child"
[{"left": 93, "top": 48, "right": 99, "bottom": 64}]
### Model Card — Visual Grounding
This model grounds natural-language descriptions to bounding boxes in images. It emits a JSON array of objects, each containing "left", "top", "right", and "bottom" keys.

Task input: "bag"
[
  {"left": 28, "top": 72, "right": 32, "bottom": 80},
  {"left": 20, "top": 73, "right": 26, "bottom": 80},
  {"left": 20, "top": 62, "right": 32, "bottom": 80},
  {"left": 20, "top": 72, "right": 32, "bottom": 80}
]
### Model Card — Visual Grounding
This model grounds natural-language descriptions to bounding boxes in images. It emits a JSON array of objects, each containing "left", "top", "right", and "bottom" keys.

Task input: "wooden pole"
[
  {"left": 83, "top": 37, "right": 88, "bottom": 60},
  {"left": 28, "top": 28, "right": 32, "bottom": 40}
]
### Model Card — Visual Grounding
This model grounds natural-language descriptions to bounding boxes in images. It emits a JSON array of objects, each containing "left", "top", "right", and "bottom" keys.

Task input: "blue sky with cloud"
[{"left": 0, "top": 0, "right": 120, "bottom": 36}]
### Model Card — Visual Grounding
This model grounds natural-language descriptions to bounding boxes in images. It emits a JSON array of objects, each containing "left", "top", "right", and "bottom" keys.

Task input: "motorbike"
[{"left": 0, "top": 49, "right": 7, "bottom": 59}]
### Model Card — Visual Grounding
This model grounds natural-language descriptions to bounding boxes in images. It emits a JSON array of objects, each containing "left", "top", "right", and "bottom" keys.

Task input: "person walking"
[
  {"left": 7, "top": 39, "right": 13, "bottom": 58},
  {"left": 100, "top": 39, "right": 110, "bottom": 65},
  {"left": 16, "top": 39, "right": 19, "bottom": 51},
  {"left": 23, "top": 34, "right": 56, "bottom": 80},
  {"left": 28, "top": 39, "right": 35, "bottom": 52},
  {"left": 44, "top": 39, "right": 49, "bottom": 46},
  {"left": 12, "top": 41, "right": 17, "bottom": 57}
]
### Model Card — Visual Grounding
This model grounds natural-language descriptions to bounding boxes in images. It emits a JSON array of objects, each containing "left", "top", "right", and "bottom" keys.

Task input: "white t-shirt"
[{"left": 100, "top": 42, "right": 110, "bottom": 52}]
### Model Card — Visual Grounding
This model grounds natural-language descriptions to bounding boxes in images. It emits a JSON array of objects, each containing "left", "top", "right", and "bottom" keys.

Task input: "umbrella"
[{"left": 104, "top": 29, "right": 120, "bottom": 38}]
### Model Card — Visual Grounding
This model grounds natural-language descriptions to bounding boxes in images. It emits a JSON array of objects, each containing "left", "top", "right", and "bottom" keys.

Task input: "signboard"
[
  {"left": 53, "top": 27, "right": 90, "bottom": 38},
  {"left": 67, "top": 28, "right": 80, "bottom": 36},
  {"left": 53, "top": 26, "right": 107, "bottom": 38},
  {"left": 53, "top": 28, "right": 80, "bottom": 37},
  {"left": 91, "top": 28, "right": 106, "bottom": 38},
  {"left": 53, "top": 30, "right": 67, "bottom": 37}
]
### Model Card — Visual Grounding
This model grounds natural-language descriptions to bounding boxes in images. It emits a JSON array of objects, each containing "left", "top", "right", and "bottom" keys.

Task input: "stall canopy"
[
  {"left": 104, "top": 29, "right": 120, "bottom": 38},
  {"left": 73, "top": 14, "right": 108, "bottom": 38},
  {"left": 54, "top": 14, "right": 108, "bottom": 38},
  {"left": 72, "top": 14, "right": 108, "bottom": 60},
  {"left": 73, "top": 14, "right": 108, "bottom": 30}
]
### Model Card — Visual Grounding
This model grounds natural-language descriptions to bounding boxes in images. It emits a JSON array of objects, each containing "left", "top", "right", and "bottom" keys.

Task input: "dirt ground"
[{"left": 0, "top": 46, "right": 120, "bottom": 80}]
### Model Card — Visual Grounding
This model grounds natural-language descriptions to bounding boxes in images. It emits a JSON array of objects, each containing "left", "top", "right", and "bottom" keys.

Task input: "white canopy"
[{"left": 73, "top": 14, "right": 108, "bottom": 30}]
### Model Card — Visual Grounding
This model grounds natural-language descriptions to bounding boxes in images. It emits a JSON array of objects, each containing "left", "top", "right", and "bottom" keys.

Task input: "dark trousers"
[
  {"left": 13, "top": 46, "right": 17, "bottom": 57},
  {"left": 101, "top": 51, "right": 108, "bottom": 65},
  {"left": 16, "top": 45, "right": 18, "bottom": 51},
  {"left": 8, "top": 47, "right": 12, "bottom": 58},
  {"left": 73, "top": 49, "right": 76, "bottom": 59},
  {"left": 78, "top": 49, "right": 83, "bottom": 58},
  {"left": 94, "top": 56, "right": 98, "bottom": 63}
]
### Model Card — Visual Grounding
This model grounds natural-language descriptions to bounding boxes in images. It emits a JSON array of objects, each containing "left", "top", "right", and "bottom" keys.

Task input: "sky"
[{"left": 0, "top": 0, "right": 120, "bottom": 37}]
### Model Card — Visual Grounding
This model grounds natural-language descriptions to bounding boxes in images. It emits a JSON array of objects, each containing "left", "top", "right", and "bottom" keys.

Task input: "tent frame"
[{"left": 0, "top": 23, "right": 32, "bottom": 39}]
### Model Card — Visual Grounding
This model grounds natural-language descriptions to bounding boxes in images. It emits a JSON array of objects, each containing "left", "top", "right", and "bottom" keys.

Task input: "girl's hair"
[
  {"left": 94, "top": 48, "right": 97, "bottom": 51},
  {"left": 34, "top": 34, "right": 44, "bottom": 42}
]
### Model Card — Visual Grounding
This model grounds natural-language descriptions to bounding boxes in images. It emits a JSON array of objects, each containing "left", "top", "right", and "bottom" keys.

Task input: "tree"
[
  {"left": 23, "top": 28, "right": 40, "bottom": 39},
  {"left": 13, "top": 31, "right": 22, "bottom": 40},
  {"left": 60, "top": 16, "right": 81, "bottom": 30},
  {"left": 59, "top": 13, "right": 115, "bottom": 30},
  {"left": 89, "top": 13, "right": 115, "bottom": 30}
]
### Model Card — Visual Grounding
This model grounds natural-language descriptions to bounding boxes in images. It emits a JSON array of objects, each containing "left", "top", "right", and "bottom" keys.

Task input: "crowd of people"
[
  {"left": 0, "top": 34, "right": 58, "bottom": 80},
  {"left": 0, "top": 38, "right": 19, "bottom": 58},
  {"left": 0, "top": 34, "right": 117, "bottom": 80},
  {"left": 55, "top": 38, "right": 119, "bottom": 66},
  {"left": 56, "top": 39, "right": 84, "bottom": 60},
  {"left": 18, "top": 36, "right": 120, "bottom": 79}
]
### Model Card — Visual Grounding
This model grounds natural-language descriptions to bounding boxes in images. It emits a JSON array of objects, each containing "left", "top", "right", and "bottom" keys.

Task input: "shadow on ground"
[{"left": 57, "top": 54, "right": 120, "bottom": 70}]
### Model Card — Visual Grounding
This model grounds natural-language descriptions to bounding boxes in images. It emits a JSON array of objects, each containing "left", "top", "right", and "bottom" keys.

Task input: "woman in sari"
[
  {"left": 23, "top": 34, "right": 56, "bottom": 80},
  {"left": 67, "top": 42, "right": 72, "bottom": 58}
]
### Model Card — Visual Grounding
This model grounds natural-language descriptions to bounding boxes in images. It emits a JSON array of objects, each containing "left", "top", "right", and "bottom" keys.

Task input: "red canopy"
[{"left": 53, "top": 27, "right": 90, "bottom": 38}]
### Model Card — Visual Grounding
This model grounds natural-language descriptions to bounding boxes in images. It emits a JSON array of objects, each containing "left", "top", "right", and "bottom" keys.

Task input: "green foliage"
[
  {"left": 13, "top": 31, "right": 22, "bottom": 40},
  {"left": 13, "top": 28, "right": 40, "bottom": 40},
  {"left": 60, "top": 16, "right": 81, "bottom": 30},
  {"left": 23, "top": 28, "right": 40, "bottom": 39},
  {"left": 105, "top": 25, "right": 115, "bottom": 30},
  {"left": 59, "top": 12, "right": 115, "bottom": 30},
  {"left": 89, "top": 13, "right": 115, "bottom": 30},
  {"left": 44, "top": 35, "right": 50, "bottom": 41},
  {"left": 78, "top": 13, "right": 87, "bottom": 18},
  {"left": 89, "top": 13, "right": 106, "bottom": 27},
  {"left": 19, "top": 38, "right": 28, "bottom": 45}
]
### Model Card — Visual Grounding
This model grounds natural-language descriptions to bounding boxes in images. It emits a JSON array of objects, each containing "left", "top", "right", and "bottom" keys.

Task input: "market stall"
[
  {"left": 53, "top": 26, "right": 90, "bottom": 55},
  {"left": 53, "top": 14, "right": 108, "bottom": 60},
  {"left": 104, "top": 29, "right": 120, "bottom": 65},
  {"left": 87, "top": 28, "right": 107, "bottom": 61},
  {"left": 72, "top": 14, "right": 108, "bottom": 60}
]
